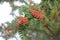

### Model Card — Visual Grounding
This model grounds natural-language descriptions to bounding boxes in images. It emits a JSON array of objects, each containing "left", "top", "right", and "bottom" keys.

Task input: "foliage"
[{"left": 0, "top": 0, "right": 60, "bottom": 40}]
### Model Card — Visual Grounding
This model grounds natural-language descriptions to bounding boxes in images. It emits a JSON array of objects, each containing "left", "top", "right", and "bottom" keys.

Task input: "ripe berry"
[
  {"left": 44, "top": 22, "right": 48, "bottom": 27},
  {"left": 22, "top": 17, "right": 28, "bottom": 24},
  {"left": 6, "top": 27, "right": 12, "bottom": 31},
  {"left": 20, "top": 16, "right": 24, "bottom": 20},
  {"left": 31, "top": 9, "right": 40, "bottom": 18},
  {"left": 39, "top": 13, "right": 45, "bottom": 21},
  {"left": 39, "top": 16, "right": 43, "bottom": 21},
  {"left": 17, "top": 20, "right": 22, "bottom": 24}
]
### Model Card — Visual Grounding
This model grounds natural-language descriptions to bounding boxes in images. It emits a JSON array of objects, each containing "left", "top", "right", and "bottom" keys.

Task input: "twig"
[
  {"left": 23, "top": 0, "right": 28, "bottom": 5},
  {"left": 47, "top": 26, "right": 58, "bottom": 40}
]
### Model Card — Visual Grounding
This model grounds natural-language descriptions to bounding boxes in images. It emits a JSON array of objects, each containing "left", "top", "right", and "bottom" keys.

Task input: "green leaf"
[
  {"left": 39, "top": 22, "right": 44, "bottom": 30},
  {"left": 19, "top": 5, "right": 29, "bottom": 15},
  {"left": 25, "top": 12, "right": 33, "bottom": 19},
  {"left": 8, "top": 20, "right": 17, "bottom": 28}
]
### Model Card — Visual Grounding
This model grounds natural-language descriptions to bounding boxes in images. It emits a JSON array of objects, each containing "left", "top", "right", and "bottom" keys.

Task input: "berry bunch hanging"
[
  {"left": 15, "top": 16, "right": 29, "bottom": 27},
  {"left": 30, "top": 8, "right": 45, "bottom": 21}
]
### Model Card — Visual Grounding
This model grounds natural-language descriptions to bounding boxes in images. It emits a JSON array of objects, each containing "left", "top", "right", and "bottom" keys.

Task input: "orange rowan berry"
[
  {"left": 44, "top": 22, "right": 48, "bottom": 27},
  {"left": 22, "top": 17, "right": 28, "bottom": 24},
  {"left": 6, "top": 27, "right": 12, "bottom": 31}
]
